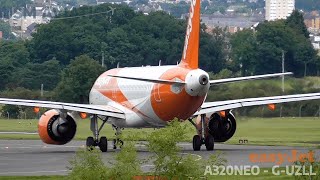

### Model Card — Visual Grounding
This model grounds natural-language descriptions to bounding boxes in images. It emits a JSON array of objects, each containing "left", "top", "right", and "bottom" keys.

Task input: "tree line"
[
  {"left": 0, "top": 4, "right": 319, "bottom": 118},
  {"left": 230, "top": 10, "right": 319, "bottom": 77}
]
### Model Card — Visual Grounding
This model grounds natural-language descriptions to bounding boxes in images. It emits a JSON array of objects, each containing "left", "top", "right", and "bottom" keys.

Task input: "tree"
[
  {"left": 54, "top": 55, "right": 105, "bottom": 103},
  {"left": 0, "top": 20, "right": 14, "bottom": 40},
  {"left": 27, "top": 4, "right": 222, "bottom": 70},
  {"left": 0, "top": 0, "right": 31, "bottom": 8},
  {"left": 255, "top": 20, "right": 318, "bottom": 76},
  {"left": 199, "top": 27, "right": 229, "bottom": 73},
  {"left": 285, "top": 10, "right": 309, "bottom": 38},
  {"left": 1, "top": 105, "right": 20, "bottom": 119},
  {"left": 0, "top": 58, "right": 14, "bottom": 89},
  {"left": 12, "top": 59, "right": 62, "bottom": 90},
  {"left": 230, "top": 29, "right": 257, "bottom": 76},
  {"left": 0, "top": 41, "right": 30, "bottom": 67},
  {"left": 0, "top": 41, "right": 30, "bottom": 89}
]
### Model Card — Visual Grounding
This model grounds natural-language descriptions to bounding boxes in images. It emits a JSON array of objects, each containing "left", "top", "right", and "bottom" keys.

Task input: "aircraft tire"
[
  {"left": 205, "top": 135, "right": 214, "bottom": 151},
  {"left": 193, "top": 135, "right": 202, "bottom": 151},
  {"left": 99, "top": 136, "right": 108, "bottom": 152}
]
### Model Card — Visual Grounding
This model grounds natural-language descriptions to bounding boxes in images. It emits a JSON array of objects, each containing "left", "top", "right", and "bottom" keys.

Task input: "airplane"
[{"left": 1, "top": 0, "right": 320, "bottom": 152}]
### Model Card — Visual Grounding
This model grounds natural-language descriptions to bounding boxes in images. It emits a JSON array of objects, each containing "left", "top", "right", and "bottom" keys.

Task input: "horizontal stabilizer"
[
  {"left": 210, "top": 72, "right": 293, "bottom": 85},
  {"left": 107, "top": 75, "right": 185, "bottom": 85}
]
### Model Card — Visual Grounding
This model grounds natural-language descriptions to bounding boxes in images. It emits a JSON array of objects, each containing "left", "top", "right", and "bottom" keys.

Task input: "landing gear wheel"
[
  {"left": 99, "top": 136, "right": 108, "bottom": 152},
  {"left": 193, "top": 135, "right": 202, "bottom": 151},
  {"left": 86, "top": 136, "right": 95, "bottom": 150},
  {"left": 205, "top": 135, "right": 214, "bottom": 151}
]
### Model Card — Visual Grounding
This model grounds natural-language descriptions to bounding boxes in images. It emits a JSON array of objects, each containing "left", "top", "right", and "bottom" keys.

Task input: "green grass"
[
  {"left": 230, "top": 117, "right": 320, "bottom": 147},
  {"left": 0, "top": 117, "right": 320, "bottom": 147}
]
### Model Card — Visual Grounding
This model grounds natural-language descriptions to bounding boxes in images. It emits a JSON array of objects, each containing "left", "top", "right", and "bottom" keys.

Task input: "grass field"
[{"left": 0, "top": 117, "right": 320, "bottom": 147}]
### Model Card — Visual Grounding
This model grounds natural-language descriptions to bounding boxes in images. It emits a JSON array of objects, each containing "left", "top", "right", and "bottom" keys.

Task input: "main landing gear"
[
  {"left": 86, "top": 115, "right": 109, "bottom": 152},
  {"left": 86, "top": 115, "right": 124, "bottom": 152},
  {"left": 189, "top": 114, "right": 214, "bottom": 151}
]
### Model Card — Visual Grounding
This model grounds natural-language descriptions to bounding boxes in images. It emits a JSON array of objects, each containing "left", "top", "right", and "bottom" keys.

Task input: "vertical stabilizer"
[{"left": 178, "top": 0, "right": 200, "bottom": 69}]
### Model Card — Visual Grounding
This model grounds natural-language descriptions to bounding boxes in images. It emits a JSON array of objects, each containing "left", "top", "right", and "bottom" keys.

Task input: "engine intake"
[{"left": 38, "top": 109, "right": 77, "bottom": 145}]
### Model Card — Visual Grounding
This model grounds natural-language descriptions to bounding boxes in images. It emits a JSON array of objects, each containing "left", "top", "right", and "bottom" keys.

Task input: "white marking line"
[
  {"left": 179, "top": 143, "right": 191, "bottom": 146},
  {"left": 0, "top": 132, "right": 38, "bottom": 135},
  {"left": 0, "top": 170, "right": 69, "bottom": 175},
  {"left": 180, "top": 153, "right": 202, "bottom": 161},
  {"left": 135, "top": 144, "right": 146, "bottom": 147}
]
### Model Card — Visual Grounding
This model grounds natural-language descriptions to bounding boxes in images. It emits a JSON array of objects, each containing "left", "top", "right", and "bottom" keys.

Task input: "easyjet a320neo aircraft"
[{"left": 2, "top": 0, "right": 320, "bottom": 152}]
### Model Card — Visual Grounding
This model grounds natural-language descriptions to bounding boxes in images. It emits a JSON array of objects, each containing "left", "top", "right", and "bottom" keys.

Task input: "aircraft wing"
[
  {"left": 195, "top": 93, "right": 320, "bottom": 115},
  {"left": 0, "top": 98, "right": 125, "bottom": 119}
]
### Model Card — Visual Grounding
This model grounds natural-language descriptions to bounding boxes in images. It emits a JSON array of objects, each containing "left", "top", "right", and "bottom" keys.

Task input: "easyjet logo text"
[{"left": 249, "top": 150, "right": 315, "bottom": 165}]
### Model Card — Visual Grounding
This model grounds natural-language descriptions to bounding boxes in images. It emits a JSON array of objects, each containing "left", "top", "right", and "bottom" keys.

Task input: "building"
[
  {"left": 9, "top": 7, "right": 51, "bottom": 32},
  {"left": 304, "top": 11, "right": 320, "bottom": 33},
  {"left": 305, "top": 17, "right": 320, "bottom": 29},
  {"left": 201, "top": 13, "right": 264, "bottom": 34},
  {"left": 310, "top": 34, "right": 320, "bottom": 50},
  {"left": 265, "top": 0, "right": 295, "bottom": 21}
]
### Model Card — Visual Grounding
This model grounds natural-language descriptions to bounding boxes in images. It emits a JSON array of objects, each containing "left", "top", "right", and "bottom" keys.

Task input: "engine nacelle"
[
  {"left": 208, "top": 112, "right": 237, "bottom": 142},
  {"left": 38, "top": 109, "right": 77, "bottom": 145}
]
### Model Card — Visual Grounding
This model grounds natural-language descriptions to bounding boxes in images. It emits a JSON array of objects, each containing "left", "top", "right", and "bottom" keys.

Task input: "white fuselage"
[{"left": 89, "top": 65, "right": 209, "bottom": 128}]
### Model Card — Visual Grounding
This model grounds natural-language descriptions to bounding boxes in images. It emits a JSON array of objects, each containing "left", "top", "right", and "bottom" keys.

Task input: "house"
[
  {"left": 9, "top": 0, "right": 65, "bottom": 33},
  {"left": 9, "top": 7, "right": 50, "bottom": 32},
  {"left": 25, "top": 23, "right": 37, "bottom": 38}
]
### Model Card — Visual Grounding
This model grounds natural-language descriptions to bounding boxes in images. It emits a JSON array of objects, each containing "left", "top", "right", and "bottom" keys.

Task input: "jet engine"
[
  {"left": 208, "top": 112, "right": 236, "bottom": 142},
  {"left": 38, "top": 109, "right": 77, "bottom": 145}
]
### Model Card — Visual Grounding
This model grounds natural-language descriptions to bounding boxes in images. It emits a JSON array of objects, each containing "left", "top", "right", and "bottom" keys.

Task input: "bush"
[
  {"left": 147, "top": 120, "right": 227, "bottom": 179},
  {"left": 68, "top": 143, "right": 141, "bottom": 180},
  {"left": 293, "top": 150, "right": 320, "bottom": 180},
  {"left": 68, "top": 120, "right": 227, "bottom": 179},
  {"left": 68, "top": 148, "right": 109, "bottom": 180},
  {"left": 108, "top": 142, "right": 142, "bottom": 179}
]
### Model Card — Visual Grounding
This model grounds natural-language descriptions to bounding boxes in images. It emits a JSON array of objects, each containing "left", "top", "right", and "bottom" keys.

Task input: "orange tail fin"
[{"left": 178, "top": 0, "right": 200, "bottom": 69}]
